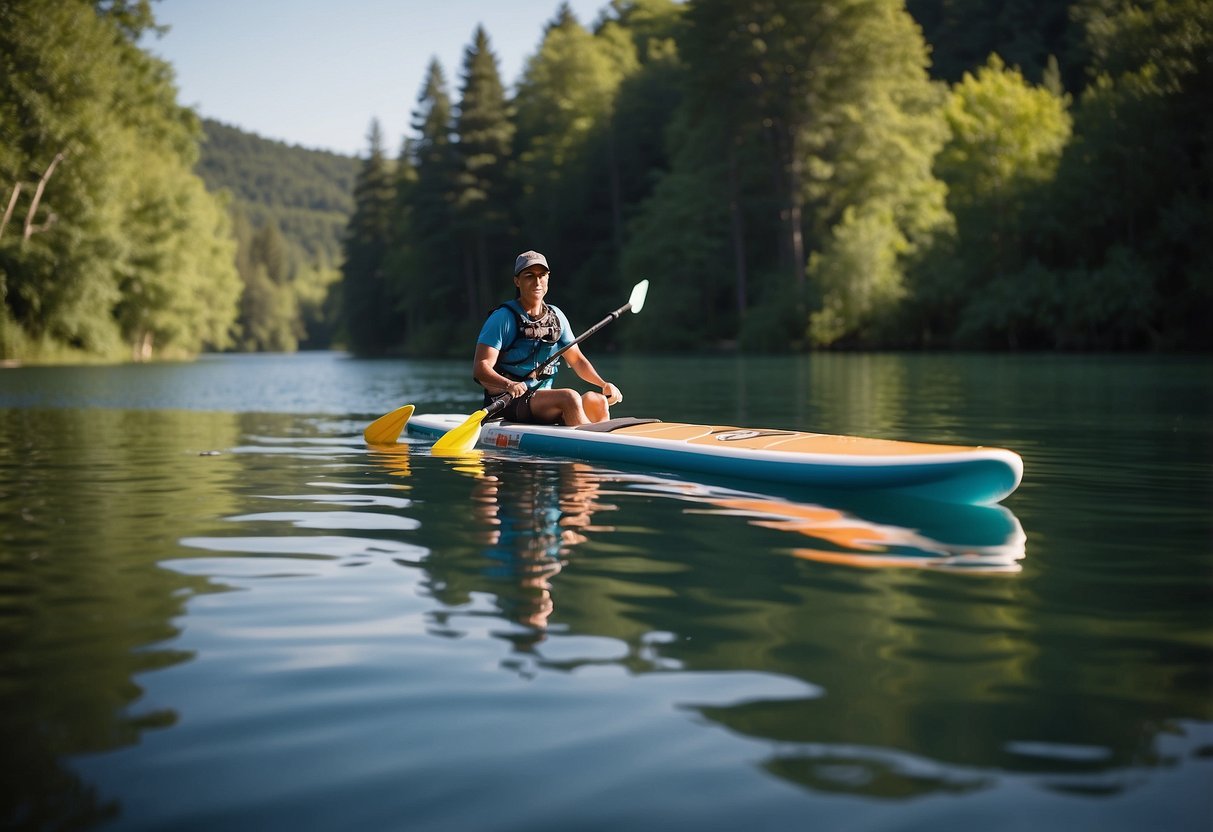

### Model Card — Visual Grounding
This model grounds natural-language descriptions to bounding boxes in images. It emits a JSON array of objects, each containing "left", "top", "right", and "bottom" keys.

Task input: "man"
[{"left": 472, "top": 250, "right": 622, "bottom": 426}]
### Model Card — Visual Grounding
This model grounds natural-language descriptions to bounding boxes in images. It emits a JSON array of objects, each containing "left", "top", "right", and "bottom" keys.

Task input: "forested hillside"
[
  {"left": 197, "top": 119, "right": 357, "bottom": 266},
  {"left": 195, "top": 120, "right": 358, "bottom": 349},
  {"left": 344, "top": 0, "right": 1211, "bottom": 355}
]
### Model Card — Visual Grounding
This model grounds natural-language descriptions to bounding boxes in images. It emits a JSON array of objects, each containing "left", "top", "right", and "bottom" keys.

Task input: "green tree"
[
  {"left": 906, "top": 0, "right": 1083, "bottom": 89},
  {"left": 677, "top": 0, "right": 950, "bottom": 348},
  {"left": 453, "top": 27, "right": 515, "bottom": 317},
  {"left": 619, "top": 107, "right": 737, "bottom": 350},
  {"left": 804, "top": 0, "right": 952, "bottom": 347},
  {"left": 398, "top": 60, "right": 464, "bottom": 352},
  {"left": 681, "top": 0, "right": 823, "bottom": 292},
  {"left": 235, "top": 221, "right": 301, "bottom": 351},
  {"left": 292, "top": 252, "right": 343, "bottom": 349},
  {"left": 115, "top": 155, "right": 240, "bottom": 358},
  {"left": 513, "top": 4, "right": 639, "bottom": 299},
  {"left": 340, "top": 121, "right": 397, "bottom": 354},
  {"left": 1050, "top": 0, "right": 1213, "bottom": 348},
  {"left": 911, "top": 54, "right": 1071, "bottom": 346},
  {"left": 600, "top": 0, "right": 687, "bottom": 222},
  {"left": 0, "top": 0, "right": 239, "bottom": 360}
]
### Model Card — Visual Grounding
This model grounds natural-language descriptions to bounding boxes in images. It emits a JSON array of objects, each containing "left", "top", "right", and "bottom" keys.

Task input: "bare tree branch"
[
  {"left": 0, "top": 182, "right": 21, "bottom": 240},
  {"left": 23, "top": 152, "right": 66, "bottom": 242}
]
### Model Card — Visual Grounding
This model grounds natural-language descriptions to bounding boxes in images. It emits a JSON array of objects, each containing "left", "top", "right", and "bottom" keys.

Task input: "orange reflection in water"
[{"left": 686, "top": 491, "right": 1025, "bottom": 573}]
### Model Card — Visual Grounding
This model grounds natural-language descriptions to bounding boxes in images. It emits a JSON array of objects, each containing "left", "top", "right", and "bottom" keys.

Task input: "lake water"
[{"left": 1, "top": 351, "right": 1210, "bottom": 830}]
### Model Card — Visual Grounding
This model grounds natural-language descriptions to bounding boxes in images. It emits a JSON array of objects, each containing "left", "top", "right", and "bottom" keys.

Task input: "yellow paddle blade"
[
  {"left": 363, "top": 404, "right": 415, "bottom": 445},
  {"left": 431, "top": 409, "right": 488, "bottom": 455}
]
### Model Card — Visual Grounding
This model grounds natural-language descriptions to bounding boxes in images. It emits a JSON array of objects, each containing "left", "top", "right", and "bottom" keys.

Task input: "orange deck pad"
[{"left": 614, "top": 423, "right": 981, "bottom": 456}]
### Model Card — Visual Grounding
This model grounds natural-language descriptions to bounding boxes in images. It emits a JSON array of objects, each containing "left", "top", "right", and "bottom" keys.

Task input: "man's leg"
[
  {"left": 581, "top": 392, "right": 610, "bottom": 423},
  {"left": 528, "top": 388, "right": 589, "bottom": 425}
]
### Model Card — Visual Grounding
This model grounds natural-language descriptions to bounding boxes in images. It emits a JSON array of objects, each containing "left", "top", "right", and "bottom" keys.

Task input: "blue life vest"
[{"left": 482, "top": 300, "right": 568, "bottom": 387}]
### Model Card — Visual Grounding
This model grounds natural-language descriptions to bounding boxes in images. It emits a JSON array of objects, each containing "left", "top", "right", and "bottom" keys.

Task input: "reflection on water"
[
  {"left": 1, "top": 352, "right": 1210, "bottom": 829},
  {"left": 416, "top": 450, "right": 1027, "bottom": 641},
  {"left": 0, "top": 408, "right": 242, "bottom": 828},
  {"left": 601, "top": 476, "right": 1025, "bottom": 573}
]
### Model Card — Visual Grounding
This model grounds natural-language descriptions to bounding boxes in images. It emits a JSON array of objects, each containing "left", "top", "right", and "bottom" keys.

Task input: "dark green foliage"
[
  {"left": 453, "top": 27, "right": 516, "bottom": 319},
  {"left": 907, "top": 0, "right": 1084, "bottom": 88},
  {"left": 323, "top": 0, "right": 1207, "bottom": 356},
  {"left": 341, "top": 122, "right": 399, "bottom": 354},
  {"left": 924, "top": 0, "right": 1213, "bottom": 349},
  {"left": 196, "top": 119, "right": 358, "bottom": 265},
  {"left": 392, "top": 60, "right": 467, "bottom": 354}
]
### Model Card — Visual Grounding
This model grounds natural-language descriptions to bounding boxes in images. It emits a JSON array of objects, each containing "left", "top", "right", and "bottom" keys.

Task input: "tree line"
[
  {"left": 343, "top": 0, "right": 1211, "bottom": 355},
  {"left": 1, "top": 0, "right": 1207, "bottom": 363}
]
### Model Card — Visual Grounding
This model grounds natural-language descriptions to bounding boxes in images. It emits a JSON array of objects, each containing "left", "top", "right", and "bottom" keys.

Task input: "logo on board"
[
  {"left": 486, "top": 429, "right": 521, "bottom": 449},
  {"left": 712, "top": 429, "right": 796, "bottom": 442}
]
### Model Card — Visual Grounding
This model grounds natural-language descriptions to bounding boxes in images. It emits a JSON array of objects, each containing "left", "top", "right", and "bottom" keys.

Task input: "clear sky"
[{"left": 143, "top": 0, "right": 609, "bottom": 157}]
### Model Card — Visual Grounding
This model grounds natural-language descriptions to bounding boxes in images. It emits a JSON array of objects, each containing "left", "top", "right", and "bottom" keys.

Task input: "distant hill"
[{"left": 196, "top": 119, "right": 360, "bottom": 266}]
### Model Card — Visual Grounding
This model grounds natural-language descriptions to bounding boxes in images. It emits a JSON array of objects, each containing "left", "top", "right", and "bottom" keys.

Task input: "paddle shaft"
[
  {"left": 527, "top": 301, "right": 634, "bottom": 380},
  {"left": 483, "top": 300, "right": 635, "bottom": 419}
]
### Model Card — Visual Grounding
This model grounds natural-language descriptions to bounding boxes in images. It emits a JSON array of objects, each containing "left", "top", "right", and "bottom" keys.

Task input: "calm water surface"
[{"left": 1, "top": 352, "right": 1210, "bottom": 830}]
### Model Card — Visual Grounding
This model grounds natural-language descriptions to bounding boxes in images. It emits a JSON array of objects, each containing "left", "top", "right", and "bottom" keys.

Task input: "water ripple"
[
  {"left": 226, "top": 511, "right": 420, "bottom": 531},
  {"left": 178, "top": 535, "right": 427, "bottom": 559}
]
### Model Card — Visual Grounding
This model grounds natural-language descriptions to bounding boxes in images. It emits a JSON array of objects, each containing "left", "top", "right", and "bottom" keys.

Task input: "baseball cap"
[{"left": 514, "top": 250, "right": 549, "bottom": 275}]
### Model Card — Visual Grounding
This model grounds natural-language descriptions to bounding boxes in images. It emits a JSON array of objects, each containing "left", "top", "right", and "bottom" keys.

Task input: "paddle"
[
  {"left": 363, "top": 404, "right": 415, "bottom": 445},
  {"left": 431, "top": 279, "right": 650, "bottom": 455}
]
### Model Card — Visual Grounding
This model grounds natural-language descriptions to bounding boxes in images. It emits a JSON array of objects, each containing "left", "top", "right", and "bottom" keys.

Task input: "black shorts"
[{"left": 484, "top": 390, "right": 563, "bottom": 425}]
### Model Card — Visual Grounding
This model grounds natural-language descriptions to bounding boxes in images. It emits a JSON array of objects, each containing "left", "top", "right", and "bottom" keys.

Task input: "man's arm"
[
  {"left": 473, "top": 343, "right": 529, "bottom": 399},
  {"left": 563, "top": 344, "right": 621, "bottom": 404}
]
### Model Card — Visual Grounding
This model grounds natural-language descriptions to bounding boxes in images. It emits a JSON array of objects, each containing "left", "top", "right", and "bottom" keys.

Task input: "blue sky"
[{"left": 143, "top": 0, "right": 609, "bottom": 157}]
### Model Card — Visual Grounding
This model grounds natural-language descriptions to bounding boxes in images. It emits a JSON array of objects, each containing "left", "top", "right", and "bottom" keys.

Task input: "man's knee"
[
  {"left": 551, "top": 389, "right": 581, "bottom": 411},
  {"left": 582, "top": 391, "right": 609, "bottom": 422},
  {"left": 539, "top": 388, "right": 584, "bottom": 422}
]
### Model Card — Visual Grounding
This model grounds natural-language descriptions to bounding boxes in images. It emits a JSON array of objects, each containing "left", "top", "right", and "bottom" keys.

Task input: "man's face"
[{"left": 515, "top": 266, "right": 550, "bottom": 300}]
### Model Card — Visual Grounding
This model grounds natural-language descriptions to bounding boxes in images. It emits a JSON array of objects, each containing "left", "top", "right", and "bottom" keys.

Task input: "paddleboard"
[{"left": 406, "top": 415, "right": 1023, "bottom": 505}]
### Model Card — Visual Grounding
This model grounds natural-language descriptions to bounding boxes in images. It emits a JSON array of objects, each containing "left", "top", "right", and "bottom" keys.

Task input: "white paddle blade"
[{"left": 628, "top": 280, "right": 649, "bottom": 314}]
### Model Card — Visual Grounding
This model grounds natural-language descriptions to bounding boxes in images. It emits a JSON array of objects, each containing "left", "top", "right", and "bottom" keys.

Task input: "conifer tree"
[
  {"left": 234, "top": 221, "right": 302, "bottom": 351},
  {"left": 402, "top": 60, "right": 463, "bottom": 340},
  {"left": 454, "top": 27, "right": 515, "bottom": 316},
  {"left": 341, "top": 120, "right": 397, "bottom": 353}
]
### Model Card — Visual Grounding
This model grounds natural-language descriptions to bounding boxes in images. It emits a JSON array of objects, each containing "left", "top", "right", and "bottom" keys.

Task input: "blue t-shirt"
[{"left": 477, "top": 301, "right": 574, "bottom": 389}]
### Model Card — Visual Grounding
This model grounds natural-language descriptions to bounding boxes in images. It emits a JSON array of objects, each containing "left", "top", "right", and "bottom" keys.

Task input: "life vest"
[{"left": 487, "top": 300, "right": 564, "bottom": 384}]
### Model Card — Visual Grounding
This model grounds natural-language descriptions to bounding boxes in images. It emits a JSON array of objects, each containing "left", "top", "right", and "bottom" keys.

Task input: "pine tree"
[
  {"left": 401, "top": 59, "right": 463, "bottom": 341},
  {"left": 341, "top": 120, "right": 397, "bottom": 354},
  {"left": 454, "top": 27, "right": 515, "bottom": 316}
]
